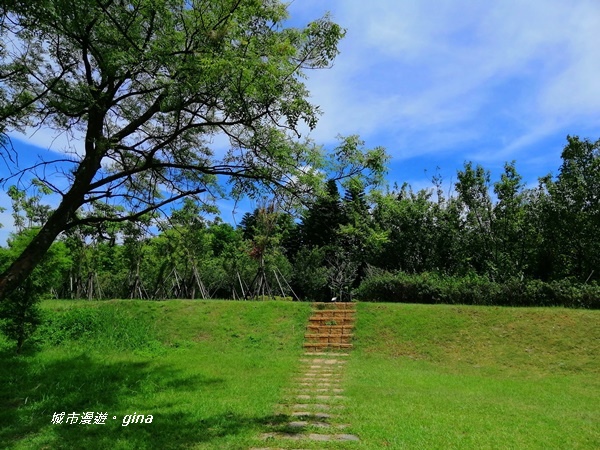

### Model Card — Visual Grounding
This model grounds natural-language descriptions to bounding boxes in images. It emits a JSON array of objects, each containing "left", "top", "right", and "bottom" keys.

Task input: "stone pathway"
[{"left": 250, "top": 303, "right": 359, "bottom": 449}]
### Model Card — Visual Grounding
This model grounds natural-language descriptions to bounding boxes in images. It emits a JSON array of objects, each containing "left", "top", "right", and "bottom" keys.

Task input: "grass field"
[
  {"left": 1, "top": 300, "right": 598, "bottom": 449},
  {"left": 0, "top": 300, "right": 311, "bottom": 449},
  {"left": 345, "top": 303, "right": 599, "bottom": 449}
]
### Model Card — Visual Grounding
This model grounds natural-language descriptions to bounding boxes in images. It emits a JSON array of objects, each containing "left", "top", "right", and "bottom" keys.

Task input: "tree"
[
  {"left": 7, "top": 183, "right": 53, "bottom": 233},
  {"left": 242, "top": 202, "right": 290, "bottom": 299},
  {"left": 372, "top": 185, "right": 439, "bottom": 273},
  {"left": 492, "top": 161, "right": 526, "bottom": 280},
  {"left": 0, "top": 0, "right": 388, "bottom": 299},
  {"left": 538, "top": 136, "right": 600, "bottom": 281},
  {"left": 336, "top": 179, "right": 384, "bottom": 291},
  {"left": 455, "top": 162, "right": 495, "bottom": 276},
  {"left": 122, "top": 215, "right": 153, "bottom": 299},
  {"left": 299, "top": 179, "right": 344, "bottom": 249}
]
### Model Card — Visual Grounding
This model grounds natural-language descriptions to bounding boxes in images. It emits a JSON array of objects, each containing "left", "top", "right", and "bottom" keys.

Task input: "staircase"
[
  {"left": 304, "top": 303, "right": 356, "bottom": 352},
  {"left": 250, "top": 301, "right": 360, "bottom": 448}
]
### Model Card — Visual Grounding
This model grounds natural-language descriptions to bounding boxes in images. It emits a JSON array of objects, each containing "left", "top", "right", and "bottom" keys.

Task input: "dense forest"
[{"left": 2, "top": 136, "right": 598, "bottom": 309}]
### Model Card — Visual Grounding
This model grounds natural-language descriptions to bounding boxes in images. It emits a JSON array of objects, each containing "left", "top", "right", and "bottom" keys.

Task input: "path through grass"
[{"left": 1, "top": 300, "right": 598, "bottom": 449}]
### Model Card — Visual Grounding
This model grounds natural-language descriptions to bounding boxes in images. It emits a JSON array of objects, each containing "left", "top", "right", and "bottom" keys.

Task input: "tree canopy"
[{"left": 0, "top": 0, "right": 386, "bottom": 298}]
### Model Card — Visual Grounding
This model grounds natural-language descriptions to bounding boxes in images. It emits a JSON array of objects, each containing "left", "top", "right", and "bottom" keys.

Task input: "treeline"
[{"left": 1, "top": 136, "right": 599, "bottom": 309}]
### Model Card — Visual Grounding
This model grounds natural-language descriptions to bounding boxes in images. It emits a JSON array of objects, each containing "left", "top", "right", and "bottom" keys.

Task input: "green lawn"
[
  {"left": 345, "top": 303, "right": 600, "bottom": 449},
  {"left": 1, "top": 300, "right": 598, "bottom": 449},
  {"left": 0, "top": 300, "right": 311, "bottom": 449}
]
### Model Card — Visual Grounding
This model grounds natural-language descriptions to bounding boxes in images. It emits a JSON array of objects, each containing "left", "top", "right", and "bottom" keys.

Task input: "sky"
[
  {"left": 285, "top": 0, "right": 600, "bottom": 187},
  {"left": 2, "top": 0, "right": 600, "bottom": 243}
]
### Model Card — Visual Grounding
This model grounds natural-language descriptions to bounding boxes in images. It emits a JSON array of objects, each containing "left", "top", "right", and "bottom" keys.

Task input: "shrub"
[
  {"left": 355, "top": 271, "right": 600, "bottom": 308},
  {"left": 0, "top": 230, "right": 71, "bottom": 352}
]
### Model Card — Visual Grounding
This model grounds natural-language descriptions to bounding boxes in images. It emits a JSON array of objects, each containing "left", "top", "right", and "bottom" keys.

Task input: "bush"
[
  {"left": 355, "top": 271, "right": 600, "bottom": 308},
  {"left": 0, "top": 230, "right": 71, "bottom": 352},
  {"left": 292, "top": 247, "right": 329, "bottom": 301},
  {"left": 0, "top": 278, "right": 43, "bottom": 352}
]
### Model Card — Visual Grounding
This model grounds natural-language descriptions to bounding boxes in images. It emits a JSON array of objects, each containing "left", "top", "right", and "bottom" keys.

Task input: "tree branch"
[{"left": 68, "top": 187, "right": 207, "bottom": 229}]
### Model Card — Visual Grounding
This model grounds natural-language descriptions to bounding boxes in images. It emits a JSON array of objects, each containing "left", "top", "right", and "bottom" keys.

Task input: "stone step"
[
  {"left": 287, "top": 421, "right": 350, "bottom": 429},
  {"left": 292, "top": 388, "right": 345, "bottom": 394},
  {"left": 304, "top": 342, "right": 353, "bottom": 350},
  {"left": 298, "top": 377, "right": 342, "bottom": 383},
  {"left": 296, "top": 394, "right": 345, "bottom": 401},
  {"left": 251, "top": 448, "right": 312, "bottom": 450},
  {"left": 303, "top": 352, "right": 350, "bottom": 356},
  {"left": 304, "top": 337, "right": 353, "bottom": 345},
  {"left": 284, "top": 403, "right": 346, "bottom": 410},
  {"left": 301, "top": 373, "right": 341, "bottom": 379},
  {"left": 302, "top": 366, "right": 342, "bottom": 371},
  {"left": 308, "top": 317, "right": 355, "bottom": 326},
  {"left": 306, "top": 324, "right": 354, "bottom": 334},
  {"left": 296, "top": 378, "right": 343, "bottom": 384},
  {"left": 303, "top": 364, "right": 344, "bottom": 370},
  {"left": 299, "top": 358, "right": 347, "bottom": 364},
  {"left": 301, "top": 366, "right": 342, "bottom": 372},
  {"left": 304, "top": 333, "right": 354, "bottom": 339},
  {"left": 290, "top": 411, "right": 336, "bottom": 419},
  {"left": 250, "top": 448, "right": 311, "bottom": 450},
  {"left": 299, "top": 367, "right": 343, "bottom": 373},
  {"left": 310, "top": 310, "right": 356, "bottom": 317},
  {"left": 261, "top": 432, "right": 359, "bottom": 442},
  {"left": 297, "top": 382, "right": 342, "bottom": 388}
]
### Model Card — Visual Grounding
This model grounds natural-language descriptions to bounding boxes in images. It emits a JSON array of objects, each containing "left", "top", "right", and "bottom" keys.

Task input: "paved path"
[{"left": 250, "top": 303, "right": 360, "bottom": 449}]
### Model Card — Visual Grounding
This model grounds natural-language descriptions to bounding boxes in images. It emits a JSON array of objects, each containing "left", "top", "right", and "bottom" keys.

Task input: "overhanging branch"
[{"left": 68, "top": 187, "right": 208, "bottom": 229}]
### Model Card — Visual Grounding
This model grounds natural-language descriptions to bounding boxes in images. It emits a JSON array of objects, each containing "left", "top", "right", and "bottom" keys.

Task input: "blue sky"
[
  {"left": 2, "top": 0, "right": 600, "bottom": 243},
  {"left": 287, "top": 0, "right": 600, "bottom": 188}
]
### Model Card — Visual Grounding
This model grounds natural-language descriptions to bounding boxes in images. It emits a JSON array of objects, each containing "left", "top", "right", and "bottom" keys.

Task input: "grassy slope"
[
  {"left": 1, "top": 301, "right": 598, "bottom": 449},
  {"left": 0, "top": 300, "right": 311, "bottom": 450},
  {"left": 346, "top": 303, "right": 600, "bottom": 449}
]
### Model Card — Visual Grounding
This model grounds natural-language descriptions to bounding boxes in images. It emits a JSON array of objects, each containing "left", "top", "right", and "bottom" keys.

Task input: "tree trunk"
[
  {"left": 0, "top": 144, "right": 104, "bottom": 300},
  {"left": 0, "top": 209, "right": 74, "bottom": 299}
]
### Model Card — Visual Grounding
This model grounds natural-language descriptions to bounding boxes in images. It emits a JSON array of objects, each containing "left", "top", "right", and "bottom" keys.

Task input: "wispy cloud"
[{"left": 290, "top": 0, "right": 600, "bottom": 165}]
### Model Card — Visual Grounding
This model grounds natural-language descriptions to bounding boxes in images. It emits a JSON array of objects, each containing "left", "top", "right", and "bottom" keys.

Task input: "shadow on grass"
[{"left": 0, "top": 347, "right": 282, "bottom": 449}]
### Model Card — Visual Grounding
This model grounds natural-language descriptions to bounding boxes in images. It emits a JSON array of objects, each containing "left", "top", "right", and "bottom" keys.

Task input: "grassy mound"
[
  {"left": 1, "top": 300, "right": 598, "bottom": 449},
  {"left": 345, "top": 303, "right": 600, "bottom": 449},
  {"left": 0, "top": 300, "right": 311, "bottom": 449}
]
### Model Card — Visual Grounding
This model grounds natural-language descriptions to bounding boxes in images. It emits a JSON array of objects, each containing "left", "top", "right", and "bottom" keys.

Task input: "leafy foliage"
[
  {"left": 1, "top": 126, "right": 599, "bottom": 309},
  {"left": 0, "top": 230, "right": 70, "bottom": 352},
  {"left": 0, "top": 0, "right": 391, "bottom": 300},
  {"left": 355, "top": 271, "right": 600, "bottom": 308}
]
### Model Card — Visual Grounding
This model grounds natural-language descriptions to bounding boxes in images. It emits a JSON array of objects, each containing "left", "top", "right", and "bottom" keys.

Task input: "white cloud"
[
  {"left": 11, "top": 126, "right": 85, "bottom": 156},
  {"left": 290, "top": 0, "right": 600, "bottom": 164}
]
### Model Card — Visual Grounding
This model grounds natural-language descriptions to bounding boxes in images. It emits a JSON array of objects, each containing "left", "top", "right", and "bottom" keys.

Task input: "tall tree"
[
  {"left": 0, "top": 0, "right": 387, "bottom": 298},
  {"left": 540, "top": 136, "right": 600, "bottom": 281},
  {"left": 492, "top": 161, "right": 526, "bottom": 280},
  {"left": 299, "top": 179, "right": 344, "bottom": 249},
  {"left": 455, "top": 162, "right": 494, "bottom": 276}
]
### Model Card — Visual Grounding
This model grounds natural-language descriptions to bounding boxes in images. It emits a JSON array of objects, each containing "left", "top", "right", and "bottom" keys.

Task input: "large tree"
[
  {"left": 0, "top": 0, "right": 386, "bottom": 298},
  {"left": 538, "top": 136, "right": 600, "bottom": 281}
]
